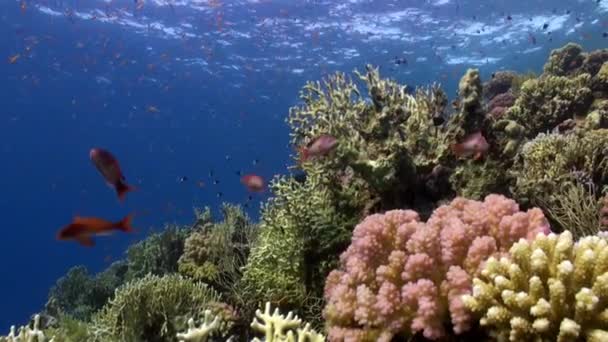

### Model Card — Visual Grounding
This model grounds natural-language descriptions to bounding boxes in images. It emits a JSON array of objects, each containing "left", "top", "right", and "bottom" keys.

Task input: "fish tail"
[
  {"left": 117, "top": 214, "right": 135, "bottom": 232},
  {"left": 116, "top": 181, "right": 136, "bottom": 202},
  {"left": 299, "top": 147, "right": 309, "bottom": 163},
  {"left": 450, "top": 143, "right": 463, "bottom": 157}
]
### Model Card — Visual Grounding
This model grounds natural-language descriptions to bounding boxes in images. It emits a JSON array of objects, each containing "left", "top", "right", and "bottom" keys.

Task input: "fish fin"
[
  {"left": 76, "top": 235, "right": 95, "bottom": 247},
  {"left": 299, "top": 147, "right": 309, "bottom": 164},
  {"left": 450, "top": 143, "right": 463, "bottom": 158},
  {"left": 116, "top": 182, "right": 136, "bottom": 202},
  {"left": 117, "top": 213, "right": 135, "bottom": 233}
]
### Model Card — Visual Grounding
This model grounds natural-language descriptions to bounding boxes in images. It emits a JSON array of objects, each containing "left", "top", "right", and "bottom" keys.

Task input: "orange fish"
[
  {"left": 299, "top": 134, "right": 338, "bottom": 163},
  {"left": 57, "top": 214, "right": 134, "bottom": 247},
  {"left": 241, "top": 174, "right": 265, "bottom": 192},
  {"left": 90, "top": 148, "right": 136, "bottom": 201},
  {"left": 451, "top": 131, "right": 489, "bottom": 160},
  {"left": 8, "top": 54, "right": 20, "bottom": 64}
]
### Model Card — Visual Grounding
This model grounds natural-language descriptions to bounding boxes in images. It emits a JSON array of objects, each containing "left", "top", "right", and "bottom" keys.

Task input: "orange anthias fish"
[
  {"left": 90, "top": 148, "right": 135, "bottom": 201},
  {"left": 57, "top": 214, "right": 134, "bottom": 247},
  {"left": 241, "top": 174, "right": 265, "bottom": 192},
  {"left": 299, "top": 134, "right": 338, "bottom": 163},
  {"left": 451, "top": 131, "right": 489, "bottom": 160}
]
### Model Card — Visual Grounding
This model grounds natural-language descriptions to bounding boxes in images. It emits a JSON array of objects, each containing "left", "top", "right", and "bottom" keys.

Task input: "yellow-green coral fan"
[{"left": 463, "top": 231, "right": 608, "bottom": 342}]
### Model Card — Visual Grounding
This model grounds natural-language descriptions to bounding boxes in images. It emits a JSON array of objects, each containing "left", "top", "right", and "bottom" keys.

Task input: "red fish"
[
  {"left": 451, "top": 131, "right": 489, "bottom": 160},
  {"left": 299, "top": 134, "right": 338, "bottom": 163},
  {"left": 57, "top": 214, "right": 134, "bottom": 247},
  {"left": 90, "top": 148, "right": 135, "bottom": 201},
  {"left": 241, "top": 174, "right": 265, "bottom": 192}
]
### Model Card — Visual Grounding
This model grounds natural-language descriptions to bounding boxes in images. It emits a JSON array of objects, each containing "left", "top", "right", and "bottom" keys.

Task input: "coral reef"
[
  {"left": 45, "top": 261, "right": 127, "bottom": 322},
  {"left": 543, "top": 43, "right": 585, "bottom": 76},
  {"left": 176, "top": 310, "right": 221, "bottom": 342},
  {"left": 463, "top": 231, "right": 608, "bottom": 342},
  {"left": 178, "top": 203, "right": 257, "bottom": 292},
  {"left": 323, "top": 195, "right": 549, "bottom": 341},
  {"left": 0, "top": 315, "right": 50, "bottom": 342},
  {"left": 483, "top": 71, "right": 516, "bottom": 101},
  {"left": 250, "top": 302, "right": 325, "bottom": 342},
  {"left": 124, "top": 223, "right": 191, "bottom": 281},
  {"left": 90, "top": 274, "right": 222, "bottom": 342}
]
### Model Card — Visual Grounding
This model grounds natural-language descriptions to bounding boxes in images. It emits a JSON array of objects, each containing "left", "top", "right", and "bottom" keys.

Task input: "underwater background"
[{"left": 4, "top": 0, "right": 608, "bottom": 341}]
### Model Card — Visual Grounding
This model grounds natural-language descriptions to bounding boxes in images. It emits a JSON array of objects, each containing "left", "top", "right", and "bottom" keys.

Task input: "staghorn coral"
[
  {"left": 0, "top": 315, "right": 50, "bottom": 342},
  {"left": 239, "top": 173, "right": 353, "bottom": 325},
  {"left": 250, "top": 302, "right": 325, "bottom": 342},
  {"left": 178, "top": 203, "right": 257, "bottom": 292},
  {"left": 176, "top": 310, "right": 221, "bottom": 342},
  {"left": 511, "top": 129, "right": 608, "bottom": 232},
  {"left": 323, "top": 195, "right": 550, "bottom": 341},
  {"left": 543, "top": 43, "right": 584, "bottom": 76},
  {"left": 463, "top": 231, "right": 608, "bottom": 342},
  {"left": 90, "top": 274, "right": 221, "bottom": 342}
]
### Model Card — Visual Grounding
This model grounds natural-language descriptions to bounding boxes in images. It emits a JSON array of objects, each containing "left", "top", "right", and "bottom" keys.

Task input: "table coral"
[
  {"left": 463, "top": 231, "right": 608, "bottom": 342},
  {"left": 323, "top": 195, "right": 550, "bottom": 341}
]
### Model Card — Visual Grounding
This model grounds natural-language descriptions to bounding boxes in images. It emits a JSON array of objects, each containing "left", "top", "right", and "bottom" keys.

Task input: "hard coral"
[
  {"left": 483, "top": 71, "right": 516, "bottom": 100},
  {"left": 543, "top": 43, "right": 584, "bottom": 76},
  {"left": 463, "top": 231, "right": 608, "bottom": 342},
  {"left": 178, "top": 203, "right": 257, "bottom": 291},
  {"left": 511, "top": 130, "right": 608, "bottom": 232},
  {"left": 504, "top": 74, "right": 593, "bottom": 137},
  {"left": 250, "top": 302, "right": 325, "bottom": 342},
  {"left": 90, "top": 274, "right": 221, "bottom": 342},
  {"left": 323, "top": 195, "right": 549, "bottom": 341}
]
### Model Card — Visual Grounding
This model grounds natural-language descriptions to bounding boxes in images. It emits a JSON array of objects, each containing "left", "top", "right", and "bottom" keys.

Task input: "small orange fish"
[
  {"left": 8, "top": 54, "right": 20, "bottom": 64},
  {"left": 90, "top": 148, "right": 136, "bottom": 201},
  {"left": 300, "top": 134, "right": 338, "bottom": 163},
  {"left": 241, "top": 174, "right": 265, "bottom": 192},
  {"left": 451, "top": 131, "right": 489, "bottom": 160},
  {"left": 57, "top": 214, "right": 134, "bottom": 247}
]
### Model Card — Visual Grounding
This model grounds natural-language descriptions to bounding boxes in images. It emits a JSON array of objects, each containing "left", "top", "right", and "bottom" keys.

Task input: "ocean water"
[{"left": 1, "top": 0, "right": 608, "bottom": 333}]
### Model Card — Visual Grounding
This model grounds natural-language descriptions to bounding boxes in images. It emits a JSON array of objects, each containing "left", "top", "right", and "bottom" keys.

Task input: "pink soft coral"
[{"left": 323, "top": 194, "right": 550, "bottom": 341}]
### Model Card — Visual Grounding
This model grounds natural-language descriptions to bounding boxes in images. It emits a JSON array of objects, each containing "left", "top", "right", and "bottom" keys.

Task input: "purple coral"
[{"left": 323, "top": 195, "right": 550, "bottom": 341}]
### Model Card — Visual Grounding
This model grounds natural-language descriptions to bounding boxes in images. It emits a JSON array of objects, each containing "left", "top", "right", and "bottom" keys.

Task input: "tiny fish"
[
  {"left": 57, "top": 214, "right": 134, "bottom": 247},
  {"left": 241, "top": 174, "right": 265, "bottom": 192},
  {"left": 300, "top": 134, "right": 338, "bottom": 162},
  {"left": 90, "top": 148, "right": 135, "bottom": 201},
  {"left": 451, "top": 131, "right": 489, "bottom": 160}
]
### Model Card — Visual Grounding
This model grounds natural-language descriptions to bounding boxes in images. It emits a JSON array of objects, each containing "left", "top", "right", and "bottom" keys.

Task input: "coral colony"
[{"left": 6, "top": 43, "right": 608, "bottom": 341}]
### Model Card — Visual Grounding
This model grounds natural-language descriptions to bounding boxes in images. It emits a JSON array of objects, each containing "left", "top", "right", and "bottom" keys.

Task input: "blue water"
[{"left": 1, "top": 0, "right": 608, "bottom": 332}]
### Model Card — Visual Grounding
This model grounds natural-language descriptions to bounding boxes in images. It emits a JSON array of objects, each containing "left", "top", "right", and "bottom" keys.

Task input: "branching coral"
[
  {"left": 543, "top": 43, "right": 584, "bottom": 76},
  {"left": 250, "top": 302, "right": 325, "bottom": 342},
  {"left": 46, "top": 261, "right": 127, "bottom": 321},
  {"left": 463, "top": 231, "right": 608, "bottom": 342},
  {"left": 90, "top": 274, "right": 222, "bottom": 342},
  {"left": 1, "top": 315, "right": 51, "bottom": 342},
  {"left": 323, "top": 195, "right": 550, "bottom": 341},
  {"left": 178, "top": 203, "right": 257, "bottom": 292},
  {"left": 124, "top": 223, "right": 191, "bottom": 281},
  {"left": 176, "top": 310, "right": 221, "bottom": 342},
  {"left": 511, "top": 129, "right": 608, "bottom": 232},
  {"left": 240, "top": 173, "right": 353, "bottom": 323},
  {"left": 502, "top": 73, "right": 593, "bottom": 137}
]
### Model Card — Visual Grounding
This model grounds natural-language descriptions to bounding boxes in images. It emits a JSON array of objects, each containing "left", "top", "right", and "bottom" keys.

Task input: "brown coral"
[{"left": 483, "top": 71, "right": 516, "bottom": 100}]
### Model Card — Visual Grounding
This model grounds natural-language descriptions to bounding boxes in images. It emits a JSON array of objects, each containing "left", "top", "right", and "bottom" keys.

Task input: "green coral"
[
  {"left": 463, "top": 231, "right": 608, "bottom": 342},
  {"left": 178, "top": 203, "right": 257, "bottom": 294},
  {"left": 503, "top": 73, "right": 593, "bottom": 137},
  {"left": 46, "top": 261, "right": 127, "bottom": 321},
  {"left": 511, "top": 129, "right": 608, "bottom": 211},
  {"left": 449, "top": 159, "right": 509, "bottom": 200},
  {"left": 543, "top": 43, "right": 584, "bottom": 76},
  {"left": 44, "top": 315, "right": 89, "bottom": 342},
  {"left": 124, "top": 223, "right": 191, "bottom": 281},
  {"left": 90, "top": 274, "right": 221, "bottom": 342}
]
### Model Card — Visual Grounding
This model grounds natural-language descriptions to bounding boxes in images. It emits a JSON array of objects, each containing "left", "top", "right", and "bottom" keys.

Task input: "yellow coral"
[{"left": 463, "top": 231, "right": 608, "bottom": 342}]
